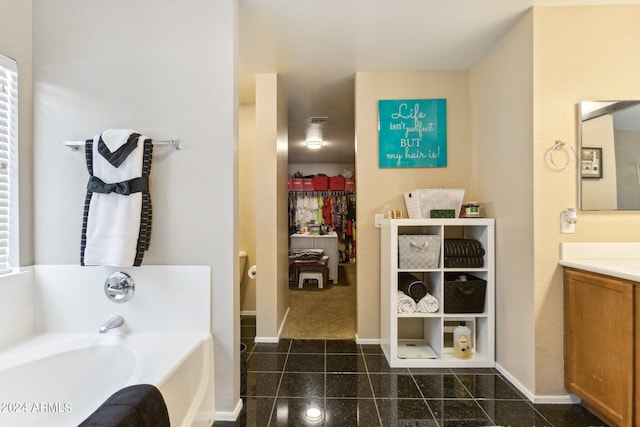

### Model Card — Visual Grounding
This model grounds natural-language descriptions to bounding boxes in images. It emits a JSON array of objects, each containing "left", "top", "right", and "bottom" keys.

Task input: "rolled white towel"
[
  {"left": 397, "top": 291, "right": 416, "bottom": 313},
  {"left": 417, "top": 293, "right": 439, "bottom": 313}
]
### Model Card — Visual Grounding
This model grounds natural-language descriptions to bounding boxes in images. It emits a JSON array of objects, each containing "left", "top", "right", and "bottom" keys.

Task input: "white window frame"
[{"left": 0, "top": 52, "right": 19, "bottom": 273}]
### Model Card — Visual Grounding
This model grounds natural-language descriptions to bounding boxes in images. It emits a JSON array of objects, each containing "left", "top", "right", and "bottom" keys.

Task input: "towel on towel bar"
[
  {"left": 81, "top": 129, "right": 153, "bottom": 267},
  {"left": 397, "top": 290, "right": 417, "bottom": 313}
]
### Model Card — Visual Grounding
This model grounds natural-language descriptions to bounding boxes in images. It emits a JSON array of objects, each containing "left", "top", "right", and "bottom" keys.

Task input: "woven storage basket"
[
  {"left": 398, "top": 235, "right": 440, "bottom": 269},
  {"left": 444, "top": 273, "right": 487, "bottom": 313}
]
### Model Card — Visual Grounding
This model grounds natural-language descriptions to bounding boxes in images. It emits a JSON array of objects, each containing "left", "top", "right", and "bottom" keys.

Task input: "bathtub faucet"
[{"left": 99, "top": 315, "right": 124, "bottom": 333}]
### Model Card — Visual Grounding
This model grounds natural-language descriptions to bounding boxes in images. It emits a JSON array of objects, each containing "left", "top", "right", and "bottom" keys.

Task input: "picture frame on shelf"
[{"left": 581, "top": 147, "right": 602, "bottom": 179}]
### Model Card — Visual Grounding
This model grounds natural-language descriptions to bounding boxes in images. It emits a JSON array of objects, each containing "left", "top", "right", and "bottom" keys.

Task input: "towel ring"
[{"left": 547, "top": 140, "right": 575, "bottom": 170}]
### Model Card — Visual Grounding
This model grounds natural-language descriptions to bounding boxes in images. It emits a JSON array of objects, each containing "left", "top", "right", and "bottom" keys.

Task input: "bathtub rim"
[{"left": 0, "top": 331, "right": 213, "bottom": 427}]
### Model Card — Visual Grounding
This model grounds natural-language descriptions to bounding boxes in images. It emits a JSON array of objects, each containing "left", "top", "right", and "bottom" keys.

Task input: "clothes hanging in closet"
[{"left": 288, "top": 192, "right": 356, "bottom": 263}]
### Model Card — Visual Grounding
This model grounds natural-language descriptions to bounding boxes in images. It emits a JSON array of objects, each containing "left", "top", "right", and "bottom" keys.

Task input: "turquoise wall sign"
[{"left": 378, "top": 99, "right": 447, "bottom": 168}]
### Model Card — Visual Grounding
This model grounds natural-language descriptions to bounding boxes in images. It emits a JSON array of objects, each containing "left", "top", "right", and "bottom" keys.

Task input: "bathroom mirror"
[{"left": 579, "top": 100, "right": 640, "bottom": 211}]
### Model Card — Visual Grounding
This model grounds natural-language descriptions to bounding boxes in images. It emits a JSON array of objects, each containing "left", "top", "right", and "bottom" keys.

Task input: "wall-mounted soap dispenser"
[{"left": 561, "top": 208, "right": 577, "bottom": 233}]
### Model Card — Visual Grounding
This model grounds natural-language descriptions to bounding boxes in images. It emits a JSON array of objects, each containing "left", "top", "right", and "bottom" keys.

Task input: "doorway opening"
[{"left": 282, "top": 175, "right": 357, "bottom": 339}]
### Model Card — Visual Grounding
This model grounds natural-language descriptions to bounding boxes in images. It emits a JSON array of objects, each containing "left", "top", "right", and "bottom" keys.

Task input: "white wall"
[
  {"left": 31, "top": 0, "right": 239, "bottom": 418},
  {"left": 470, "top": 11, "right": 536, "bottom": 395}
]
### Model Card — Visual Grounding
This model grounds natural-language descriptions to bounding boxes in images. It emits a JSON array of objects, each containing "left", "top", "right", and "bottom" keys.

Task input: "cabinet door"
[{"left": 564, "top": 268, "right": 633, "bottom": 427}]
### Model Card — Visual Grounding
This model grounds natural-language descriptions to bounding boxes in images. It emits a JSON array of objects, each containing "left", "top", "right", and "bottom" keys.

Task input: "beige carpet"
[{"left": 281, "top": 263, "right": 356, "bottom": 340}]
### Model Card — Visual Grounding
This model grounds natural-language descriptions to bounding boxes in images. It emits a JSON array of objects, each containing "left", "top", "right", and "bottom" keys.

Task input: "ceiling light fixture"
[
  {"left": 305, "top": 117, "right": 327, "bottom": 150},
  {"left": 305, "top": 139, "right": 323, "bottom": 149}
]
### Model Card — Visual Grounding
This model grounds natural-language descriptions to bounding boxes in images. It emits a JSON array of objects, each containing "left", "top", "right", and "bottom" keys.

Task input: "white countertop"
[{"left": 559, "top": 242, "right": 640, "bottom": 282}]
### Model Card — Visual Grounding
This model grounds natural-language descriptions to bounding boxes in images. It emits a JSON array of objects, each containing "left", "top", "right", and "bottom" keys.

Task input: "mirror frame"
[{"left": 578, "top": 100, "right": 640, "bottom": 211}]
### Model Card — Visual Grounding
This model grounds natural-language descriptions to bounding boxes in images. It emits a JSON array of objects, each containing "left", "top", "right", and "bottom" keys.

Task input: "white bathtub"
[{"left": 0, "top": 331, "right": 212, "bottom": 427}]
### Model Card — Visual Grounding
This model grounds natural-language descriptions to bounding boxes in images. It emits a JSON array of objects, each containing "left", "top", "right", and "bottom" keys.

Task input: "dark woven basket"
[{"left": 444, "top": 273, "right": 487, "bottom": 313}]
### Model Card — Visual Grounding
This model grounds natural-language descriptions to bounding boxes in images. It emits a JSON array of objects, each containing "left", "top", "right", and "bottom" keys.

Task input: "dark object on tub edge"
[{"left": 78, "top": 384, "right": 170, "bottom": 427}]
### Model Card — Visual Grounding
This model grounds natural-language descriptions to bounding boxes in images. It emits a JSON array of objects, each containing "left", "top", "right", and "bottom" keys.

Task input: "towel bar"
[{"left": 63, "top": 139, "right": 182, "bottom": 151}]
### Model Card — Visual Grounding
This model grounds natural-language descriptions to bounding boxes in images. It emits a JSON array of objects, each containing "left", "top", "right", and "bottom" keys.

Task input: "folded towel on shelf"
[
  {"left": 78, "top": 384, "right": 169, "bottom": 427},
  {"left": 398, "top": 272, "right": 428, "bottom": 302},
  {"left": 444, "top": 256, "right": 484, "bottom": 268},
  {"left": 81, "top": 129, "right": 153, "bottom": 267},
  {"left": 444, "top": 239, "right": 485, "bottom": 257},
  {"left": 417, "top": 293, "right": 439, "bottom": 313},
  {"left": 397, "top": 290, "right": 416, "bottom": 313},
  {"left": 443, "top": 239, "right": 485, "bottom": 268}
]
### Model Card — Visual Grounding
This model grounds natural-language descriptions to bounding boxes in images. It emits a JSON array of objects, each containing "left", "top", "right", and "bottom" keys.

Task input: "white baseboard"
[
  {"left": 495, "top": 362, "right": 581, "bottom": 404},
  {"left": 533, "top": 393, "right": 581, "bottom": 404},
  {"left": 214, "top": 399, "right": 243, "bottom": 421},
  {"left": 355, "top": 334, "right": 380, "bottom": 345},
  {"left": 278, "top": 307, "right": 290, "bottom": 338},
  {"left": 240, "top": 310, "right": 256, "bottom": 316},
  {"left": 253, "top": 307, "right": 290, "bottom": 344},
  {"left": 254, "top": 336, "right": 279, "bottom": 343}
]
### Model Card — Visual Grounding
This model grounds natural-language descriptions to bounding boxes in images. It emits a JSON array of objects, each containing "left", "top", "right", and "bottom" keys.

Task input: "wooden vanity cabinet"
[{"left": 563, "top": 267, "right": 634, "bottom": 427}]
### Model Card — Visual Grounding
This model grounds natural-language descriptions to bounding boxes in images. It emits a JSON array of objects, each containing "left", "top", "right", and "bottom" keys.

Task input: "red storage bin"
[
  {"left": 303, "top": 178, "right": 314, "bottom": 191},
  {"left": 313, "top": 175, "right": 329, "bottom": 191},
  {"left": 290, "top": 178, "right": 303, "bottom": 191},
  {"left": 345, "top": 178, "right": 356, "bottom": 190},
  {"left": 329, "top": 176, "right": 345, "bottom": 191}
]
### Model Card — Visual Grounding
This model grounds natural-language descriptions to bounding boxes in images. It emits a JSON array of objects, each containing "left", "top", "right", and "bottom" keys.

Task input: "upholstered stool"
[{"left": 298, "top": 271, "right": 324, "bottom": 289}]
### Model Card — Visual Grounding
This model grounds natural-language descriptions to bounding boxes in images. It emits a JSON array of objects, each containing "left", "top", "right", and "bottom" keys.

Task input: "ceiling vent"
[{"left": 309, "top": 116, "right": 328, "bottom": 125}]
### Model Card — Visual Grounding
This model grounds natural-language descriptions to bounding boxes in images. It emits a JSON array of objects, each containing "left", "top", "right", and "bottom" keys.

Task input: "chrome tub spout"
[{"left": 99, "top": 315, "right": 124, "bottom": 333}]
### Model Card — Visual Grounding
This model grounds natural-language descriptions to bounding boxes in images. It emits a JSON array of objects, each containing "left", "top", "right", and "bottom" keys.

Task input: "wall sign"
[{"left": 378, "top": 99, "right": 447, "bottom": 168}]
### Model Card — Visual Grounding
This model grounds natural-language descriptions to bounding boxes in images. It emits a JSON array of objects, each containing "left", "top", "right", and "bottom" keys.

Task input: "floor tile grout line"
[
  {"left": 323, "top": 340, "right": 327, "bottom": 421},
  {"left": 360, "top": 348, "right": 385, "bottom": 426},
  {"left": 265, "top": 339, "right": 291, "bottom": 427},
  {"left": 526, "top": 400, "right": 557, "bottom": 427},
  {"left": 451, "top": 371, "right": 497, "bottom": 424},
  {"left": 408, "top": 371, "right": 441, "bottom": 426}
]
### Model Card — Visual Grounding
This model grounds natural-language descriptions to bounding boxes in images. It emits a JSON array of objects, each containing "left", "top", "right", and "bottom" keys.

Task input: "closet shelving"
[{"left": 380, "top": 218, "right": 495, "bottom": 368}]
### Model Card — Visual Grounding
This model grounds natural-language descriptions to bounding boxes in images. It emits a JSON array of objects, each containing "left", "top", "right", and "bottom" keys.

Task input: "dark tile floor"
[{"left": 214, "top": 316, "right": 608, "bottom": 426}]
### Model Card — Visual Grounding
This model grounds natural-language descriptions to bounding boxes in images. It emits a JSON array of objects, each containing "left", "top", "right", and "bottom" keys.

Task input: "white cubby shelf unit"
[{"left": 380, "top": 218, "right": 495, "bottom": 368}]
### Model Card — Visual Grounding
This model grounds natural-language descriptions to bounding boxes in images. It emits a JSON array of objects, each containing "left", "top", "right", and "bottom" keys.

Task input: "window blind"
[{"left": 0, "top": 54, "right": 18, "bottom": 274}]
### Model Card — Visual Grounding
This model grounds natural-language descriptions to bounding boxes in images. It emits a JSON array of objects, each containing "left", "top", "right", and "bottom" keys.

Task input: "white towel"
[
  {"left": 417, "top": 293, "right": 439, "bottom": 313},
  {"left": 397, "top": 290, "right": 416, "bottom": 313},
  {"left": 82, "top": 129, "right": 152, "bottom": 266}
]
